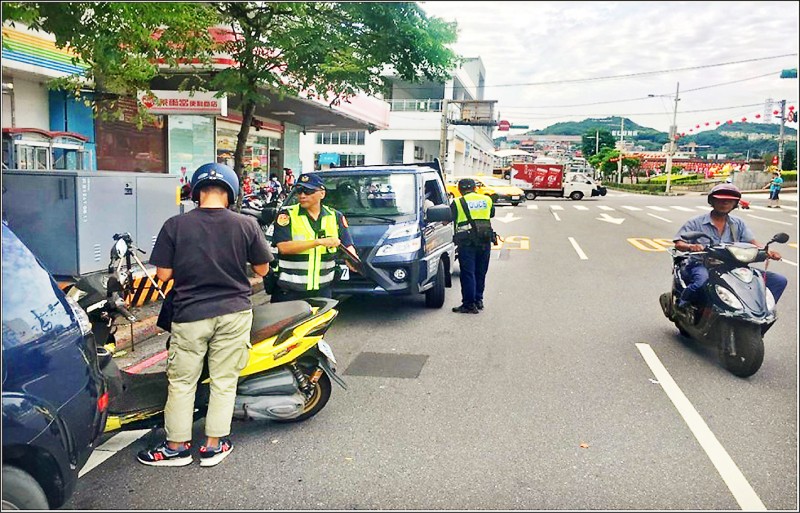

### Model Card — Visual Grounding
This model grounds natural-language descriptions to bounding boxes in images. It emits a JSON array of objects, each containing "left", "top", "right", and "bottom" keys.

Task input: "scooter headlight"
[
  {"left": 729, "top": 267, "right": 754, "bottom": 283},
  {"left": 715, "top": 285, "right": 744, "bottom": 310},
  {"left": 726, "top": 245, "right": 759, "bottom": 263}
]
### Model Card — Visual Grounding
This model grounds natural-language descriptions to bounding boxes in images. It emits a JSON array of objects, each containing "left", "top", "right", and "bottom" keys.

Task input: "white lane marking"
[
  {"left": 574, "top": 205, "right": 589, "bottom": 211},
  {"left": 745, "top": 214, "right": 793, "bottom": 226},
  {"left": 781, "top": 205, "right": 797, "bottom": 212},
  {"left": 598, "top": 205, "right": 615, "bottom": 211},
  {"left": 568, "top": 237, "right": 588, "bottom": 260},
  {"left": 647, "top": 213, "right": 673, "bottom": 223},
  {"left": 527, "top": 204, "right": 539, "bottom": 210},
  {"left": 79, "top": 429, "right": 151, "bottom": 477},
  {"left": 646, "top": 205, "right": 670, "bottom": 212},
  {"left": 552, "top": 211, "right": 561, "bottom": 221},
  {"left": 697, "top": 206, "right": 713, "bottom": 211},
  {"left": 635, "top": 343, "right": 766, "bottom": 511},
  {"left": 550, "top": 205, "right": 564, "bottom": 211},
  {"left": 670, "top": 206, "right": 695, "bottom": 212},
  {"left": 748, "top": 205, "right": 775, "bottom": 212},
  {"left": 778, "top": 258, "right": 797, "bottom": 267},
  {"left": 622, "top": 206, "right": 642, "bottom": 211}
]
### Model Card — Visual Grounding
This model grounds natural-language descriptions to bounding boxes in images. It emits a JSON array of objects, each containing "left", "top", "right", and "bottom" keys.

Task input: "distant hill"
[{"left": 494, "top": 117, "right": 796, "bottom": 157}]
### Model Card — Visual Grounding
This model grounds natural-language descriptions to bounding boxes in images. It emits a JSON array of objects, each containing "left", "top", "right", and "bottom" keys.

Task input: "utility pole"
[
  {"left": 617, "top": 119, "right": 624, "bottom": 183},
  {"left": 594, "top": 129, "right": 600, "bottom": 156},
  {"left": 438, "top": 98, "right": 449, "bottom": 177},
  {"left": 664, "top": 82, "right": 680, "bottom": 195},
  {"left": 778, "top": 99, "right": 786, "bottom": 169}
]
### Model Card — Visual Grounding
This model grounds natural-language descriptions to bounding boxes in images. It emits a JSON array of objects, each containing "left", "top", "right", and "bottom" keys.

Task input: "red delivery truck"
[{"left": 509, "top": 162, "right": 606, "bottom": 201}]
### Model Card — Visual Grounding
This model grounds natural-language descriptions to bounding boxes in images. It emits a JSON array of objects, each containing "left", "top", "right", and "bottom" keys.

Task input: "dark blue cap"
[{"left": 295, "top": 173, "right": 326, "bottom": 190}]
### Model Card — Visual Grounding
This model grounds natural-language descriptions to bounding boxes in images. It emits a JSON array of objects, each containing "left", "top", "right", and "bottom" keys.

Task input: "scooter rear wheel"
[
  {"left": 718, "top": 321, "right": 764, "bottom": 378},
  {"left": 273, "top": 369, "right": 332, "bottom": 423}
]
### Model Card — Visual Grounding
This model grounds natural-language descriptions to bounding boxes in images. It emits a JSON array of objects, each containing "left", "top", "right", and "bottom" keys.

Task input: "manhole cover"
[{"left": 344, "top": 351, "right": 429, "bottom": 379}]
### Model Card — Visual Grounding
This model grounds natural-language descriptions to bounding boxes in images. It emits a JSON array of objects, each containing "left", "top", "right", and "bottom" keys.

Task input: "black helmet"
[
  {"left": 458, "top": 178, "right": 477, "bottom": 193},
  {"left": 190, "top": 163, "right": 239, "bottom": 204},
  {"left": 707, "top": 183, "right": 741, "bottom": 206}
]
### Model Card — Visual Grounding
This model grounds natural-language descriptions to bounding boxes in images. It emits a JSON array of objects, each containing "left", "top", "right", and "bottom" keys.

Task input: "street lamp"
[{"left": 650, "top": 84, "right": 681, "bottom": 194}]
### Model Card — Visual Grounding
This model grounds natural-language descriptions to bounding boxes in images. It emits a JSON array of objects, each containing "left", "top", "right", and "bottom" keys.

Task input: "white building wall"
[{"left": 2, "top": 76, "right": 50, "bottom": 129}]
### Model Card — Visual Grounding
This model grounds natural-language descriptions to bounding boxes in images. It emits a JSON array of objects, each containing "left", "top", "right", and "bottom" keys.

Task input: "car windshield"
[
  {"left": 481, "top": 177, "right": 514, "bottom": 187},
  {"left": 284, "top": 173, "right": 417, "bottom": 217}
]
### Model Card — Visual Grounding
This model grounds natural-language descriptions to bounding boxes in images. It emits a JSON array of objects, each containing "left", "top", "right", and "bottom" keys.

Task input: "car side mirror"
[{"left": 425, "top": 204, "right": 453, "bottom": 223}]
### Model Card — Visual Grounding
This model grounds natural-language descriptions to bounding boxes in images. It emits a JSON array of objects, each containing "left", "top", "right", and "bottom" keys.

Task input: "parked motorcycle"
[
  {"left": 659, "top": 231, "right": 790, "bottom": 377},
  {"left": 65, "top": 233, "right": 347, "bottom": 433}
]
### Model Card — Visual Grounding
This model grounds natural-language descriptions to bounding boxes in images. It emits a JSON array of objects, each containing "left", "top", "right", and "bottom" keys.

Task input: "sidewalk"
[{"left": 109, "top": 275, "right": 267, "bottom": 374}]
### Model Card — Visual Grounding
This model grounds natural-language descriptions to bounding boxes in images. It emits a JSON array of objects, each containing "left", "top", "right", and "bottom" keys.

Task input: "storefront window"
[
  {"left": 96, "top": 98, "right": 166, "bottom": 172},
  {"left": 168, "top": 115, "right": 214, "bottom": 184}
]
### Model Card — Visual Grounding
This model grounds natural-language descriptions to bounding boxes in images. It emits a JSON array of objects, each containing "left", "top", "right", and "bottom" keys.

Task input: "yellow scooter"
[{"left": 69, "top": 233, "right": 346, "bottom": 434}]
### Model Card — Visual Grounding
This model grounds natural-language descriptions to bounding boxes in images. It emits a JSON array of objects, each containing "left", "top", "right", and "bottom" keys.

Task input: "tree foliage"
[
  {"left": 3, "top": 2, "right": 459, "bottom": 208},
  {"left": 580, "top": 129, "right": 615, "bottom": 159}
]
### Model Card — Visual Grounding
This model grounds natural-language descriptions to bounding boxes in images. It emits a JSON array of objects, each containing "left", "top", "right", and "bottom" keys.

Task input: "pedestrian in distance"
[
  {"left": 763, "top": 169, "right": 783, "bottom": 208},
  {"left": 269, "top": 173, "right": 358, "bottom": 303},
  {"left": 673, "top": 183, "right": 786, "bottom": 310},
  {"left": 450, "top": 178, "right": 495, "bottom": 314},
  {"left": 137, "top": 163, "right": 273, "bottom": 468},
  {"left": 283, "top": 167, "right": 295, "bottom": 190}
]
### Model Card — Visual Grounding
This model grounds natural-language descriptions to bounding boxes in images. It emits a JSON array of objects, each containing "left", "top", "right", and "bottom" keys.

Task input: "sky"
[{"left": 419, "top": 1, "right": 799, "bottom": 136}]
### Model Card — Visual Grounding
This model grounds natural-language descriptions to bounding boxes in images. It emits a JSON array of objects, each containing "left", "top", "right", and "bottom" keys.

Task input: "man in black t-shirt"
[{"left": 137, "top": 163, "right": 272, "bottom": 468}]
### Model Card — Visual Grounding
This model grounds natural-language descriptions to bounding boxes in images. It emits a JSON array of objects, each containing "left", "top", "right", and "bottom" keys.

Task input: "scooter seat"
[{"left": 251, "top": 300, "right": 314, "bottom": 343}]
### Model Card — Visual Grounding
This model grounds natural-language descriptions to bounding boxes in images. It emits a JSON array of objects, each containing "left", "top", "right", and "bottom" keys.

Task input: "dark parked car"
[{"left": 2, "top": 222, "right": 108, "bottom": 509}]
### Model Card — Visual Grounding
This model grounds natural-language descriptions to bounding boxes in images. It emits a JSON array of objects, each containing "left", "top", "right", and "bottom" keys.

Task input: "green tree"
[
  {"left": 581, "top": 129, "right": 615, "bottom": 159},
  {"left": 3, "top": 2, "right": 459, "bottom": 208},
  {"left": 782, "top": 147, "right": 796, "bottom": 171}
]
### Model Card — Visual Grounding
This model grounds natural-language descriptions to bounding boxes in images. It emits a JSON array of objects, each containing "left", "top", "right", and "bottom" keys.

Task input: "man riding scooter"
[{"left": 673, "top": 183, "right": 787, "bottom": 313}]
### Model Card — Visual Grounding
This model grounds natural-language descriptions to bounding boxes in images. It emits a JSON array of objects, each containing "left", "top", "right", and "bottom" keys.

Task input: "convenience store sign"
[{"left": 138, "top": 90, "right": 227, "bottom": 116}]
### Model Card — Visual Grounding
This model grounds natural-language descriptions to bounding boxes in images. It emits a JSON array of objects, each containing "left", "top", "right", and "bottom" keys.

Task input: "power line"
[{"left": 389, "top": 53, "right": 798, "bottom": 91}]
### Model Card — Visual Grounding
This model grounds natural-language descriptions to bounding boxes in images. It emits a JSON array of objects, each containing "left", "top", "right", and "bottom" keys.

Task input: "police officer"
[
  {"left": 450, "top": 178, "right": 495, "bottom": 314},
  {"left": 270, "top": 173, "right": 357, "bottom": 303}
]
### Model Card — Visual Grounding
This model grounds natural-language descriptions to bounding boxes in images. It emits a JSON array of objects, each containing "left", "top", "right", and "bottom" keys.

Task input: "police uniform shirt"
[{"left": 272, "top": 207, "right": 355, "bottom": 247}]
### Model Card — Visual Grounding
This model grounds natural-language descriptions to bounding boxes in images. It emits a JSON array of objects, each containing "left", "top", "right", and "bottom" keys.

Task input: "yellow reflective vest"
[
  {"left": 453, "top": 192, "right": 493, "bottom": 241},
  {"left": 277, "top": 204, "right": 340, "bottom": 291}
]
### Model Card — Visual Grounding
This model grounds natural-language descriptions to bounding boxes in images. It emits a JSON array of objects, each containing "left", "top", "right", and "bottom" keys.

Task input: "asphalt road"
[{"left": 64, "top": 190, "right": 798, "bottom": 510}]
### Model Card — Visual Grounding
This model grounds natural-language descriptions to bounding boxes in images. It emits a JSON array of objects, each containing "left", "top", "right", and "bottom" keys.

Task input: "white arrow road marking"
[
  {"left": 746, "top": 214, "right": 793, "bottom": 226},
  {"left": 574, "top": 205, "right": 589, "bottom": 211},
  {"left": 596, "top": 213, "right": 625, "bottom": 224},
  {"left": 79, "top": 429, "right": 151, "bottom": 477},
  {"left": 647, "top": 213, "right": 673, "bottom": 223},
  {"left": 552, "top": 211, "right": 561, "bottom": 221},
  {"left": 598, "top": 205, "right": 616, "bottom": 211},
  {"left": 527, "top": 204, "right": 539, "bottom": 210},
  {"left": 670, "top": 206, "right": 695, "bottom": 212},
  {"left": 647, "top": 205, "right": 670, "bottom": 212},
  {"left": 635, "top": 343, "right": 766, "bottom": 511},
  {"left": 494, "top": 212, "right": 522, "bottom": 223},
  {"left": 568, "top": 237, "right": 588, "bottom": 259},
  {"left": 622, "top": 206, "right": 642, "bottom": 211}
]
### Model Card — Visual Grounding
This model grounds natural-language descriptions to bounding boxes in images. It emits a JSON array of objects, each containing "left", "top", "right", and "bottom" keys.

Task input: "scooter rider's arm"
[
  {"left": 748, "top": 239, "right": 782, "bottom": 261},
  {"left": 156, "top": 267, "right": 173, "bottom": 282},
  {"left": 674, "top": 240, "right": 705, "bottom": 253}
]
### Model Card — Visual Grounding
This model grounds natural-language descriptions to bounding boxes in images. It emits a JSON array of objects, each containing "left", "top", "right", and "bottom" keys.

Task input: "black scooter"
[{"left": 659, "top": 231, "right": 790, "bottom": 378}]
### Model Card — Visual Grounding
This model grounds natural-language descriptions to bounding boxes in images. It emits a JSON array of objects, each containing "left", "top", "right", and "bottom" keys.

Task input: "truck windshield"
[{"left": 284, "top": 173, "right": 417, "bottom": 218}]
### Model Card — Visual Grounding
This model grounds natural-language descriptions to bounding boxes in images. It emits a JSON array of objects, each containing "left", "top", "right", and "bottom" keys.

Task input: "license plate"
[
  {"left": 339, "top": 264, "right": 350, "bottom": 280},
  {"left": 317, "top": 339, "right": 337, "bottom": 364},
  {"left": 512, "top": 196, "right": 520, "bottom": 200}
]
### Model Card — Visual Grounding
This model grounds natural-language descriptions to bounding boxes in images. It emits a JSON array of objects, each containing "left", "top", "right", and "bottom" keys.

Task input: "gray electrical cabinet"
[{"left": 2, "top": 170, "right": 180, "bottom": 276}]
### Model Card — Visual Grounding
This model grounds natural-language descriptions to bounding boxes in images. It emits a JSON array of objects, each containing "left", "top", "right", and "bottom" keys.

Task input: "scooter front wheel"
[
  {"left": 273, "top": 369, "right": 332, "bottom": 423},
  {"left": 718, "top": 321, "right": 764, "bottom": 378}
]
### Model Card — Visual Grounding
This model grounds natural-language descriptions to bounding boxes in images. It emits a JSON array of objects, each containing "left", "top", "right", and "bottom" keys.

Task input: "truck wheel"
[
  {"left": 569, "top": 191, "right": 584, "bottom": 201},
  {"left": 2, "top": 466, "right": 49, "bottom": 510},
  {"left": 425, "top": 261, "right": 446, "bottom": 308},
  {"left": 525, "top": 191, "right": 536, "bottom": 201},
  {"left": 503, "top": 172, "right": 511, "bottom": 180}
]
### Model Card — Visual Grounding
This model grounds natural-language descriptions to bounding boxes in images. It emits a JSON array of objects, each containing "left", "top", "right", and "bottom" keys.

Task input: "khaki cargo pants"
[{"left": 163, "top": 309, "right": 252, "bottom": 442}]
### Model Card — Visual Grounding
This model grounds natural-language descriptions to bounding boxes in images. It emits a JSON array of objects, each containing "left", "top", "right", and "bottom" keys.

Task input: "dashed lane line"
[
  {"left": 568, "top": 237, "right": 588, "bottom": 260},
  {"left": 574, "top": 205, "right": 589, "bottom": 211},
  {"left": 670, "top": 206, "right": 696, "bottom": 212},
  {"left": 597, "top": 205, "right": 615, "bottom": 211},
  {"left": 647, "top": 213, "right": 673, "bottom": 223},
  {"left": 635, "top": 343, "right": 766, "bottom": 511},
  {"left": 550, "top": 205, "right": 564, "bottom": 211},
  {"left": 622, "top": 206, "right": 642, "bottom": 211},
  {"left": 646, "top": 205, "right": 670, "bottom": 212},
  {"left": 745, "top": 214, "right": 794, "bottom": 226}
]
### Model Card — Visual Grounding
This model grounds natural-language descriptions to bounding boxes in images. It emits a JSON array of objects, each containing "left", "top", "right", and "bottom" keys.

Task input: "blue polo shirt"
[{"left": 674, "top": 212, "right": 755, "bottom": 258}]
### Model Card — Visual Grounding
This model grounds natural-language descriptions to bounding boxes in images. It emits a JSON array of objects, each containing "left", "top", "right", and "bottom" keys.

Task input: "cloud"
[{"left": 421, "top": 1, "right": 799, "bottom": 132}]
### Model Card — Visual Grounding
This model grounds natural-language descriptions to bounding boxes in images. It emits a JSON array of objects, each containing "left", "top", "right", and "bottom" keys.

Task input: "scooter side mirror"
[
  {"left": 771, "top": 232, "right": 790, "bottom": 244},
  {"left": 112, "top": 238, "right": 128, "bottom": 259}
]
